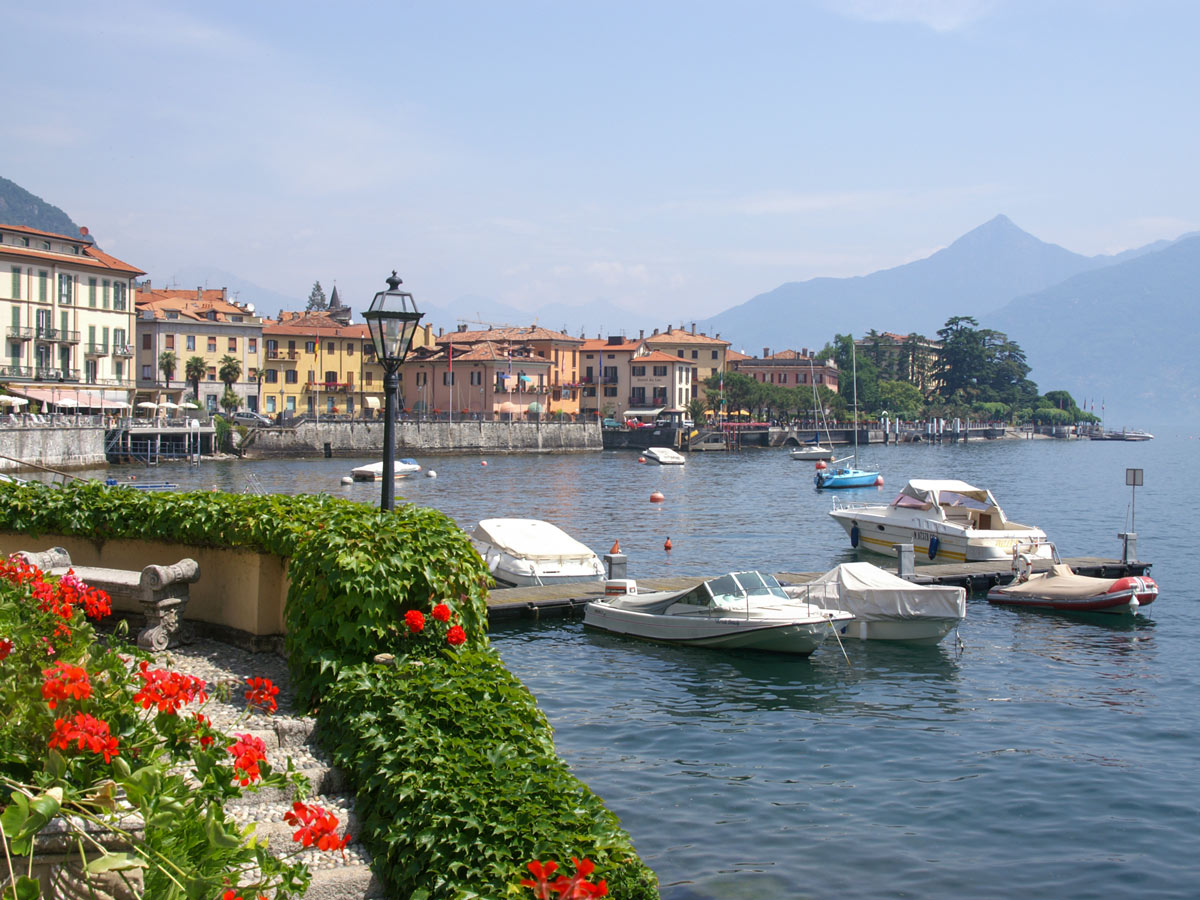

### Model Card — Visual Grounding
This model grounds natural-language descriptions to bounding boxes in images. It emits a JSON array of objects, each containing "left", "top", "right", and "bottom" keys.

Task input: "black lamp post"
[{"left": 363, "top": 271, "right": 423, "bottom": 511}]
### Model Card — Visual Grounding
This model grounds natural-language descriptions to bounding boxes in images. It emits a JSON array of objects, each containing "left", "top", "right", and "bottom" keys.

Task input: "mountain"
[
  {"left": 700, "top": 215, "right": 1112, "bottom": 354},
  {"left": 0, "top": 176, "right": 84, "bottom": 240},
  {"left": 423, "top": 294, "right": 654, "bottom": 341},
  {"left": 985, "top": 235, "right": 1200, "bottom": 424}
]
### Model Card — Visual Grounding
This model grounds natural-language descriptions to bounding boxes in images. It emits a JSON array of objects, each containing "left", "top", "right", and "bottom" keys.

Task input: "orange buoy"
[
  {"left": 664, "top": 536, "right": 673, "bottom": 551},
  {"left": 815, "top": 460, "right": 827, "bottom": 470},
  {"left": 650, "top": 491, "right": 665, "bottom": 503},
  {"left": 875, "top": 475, "right": 885, "bottom": 486},
  {"left": 610, "top": 540, "right": 621, "bottom": 554},
  {"left": 638, "top": 456, "right": 646, "bottom": 463}
]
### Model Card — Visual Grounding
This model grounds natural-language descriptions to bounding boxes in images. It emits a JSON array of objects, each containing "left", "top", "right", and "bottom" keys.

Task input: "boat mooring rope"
[{"left": 826, "top": 617, "right": 852, "bottom": 668}]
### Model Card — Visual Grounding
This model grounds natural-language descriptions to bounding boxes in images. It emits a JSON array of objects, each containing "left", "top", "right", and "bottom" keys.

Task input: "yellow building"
[
  {"left": 642, "top": 325, "right": 730, "bottom": 404},
  {"left": 0, "top": 224, "right": 143, "bottom": 409},
  {"left": 134, "top": 285, "right": 264, "bottom": 413}
]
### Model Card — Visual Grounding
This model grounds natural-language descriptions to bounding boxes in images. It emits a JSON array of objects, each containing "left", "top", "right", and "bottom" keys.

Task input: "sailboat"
[
  {"left": 814, "top": 339, "right": 882, "bottom": 489},
  {"left": 790, "top": 359, "right": 836, "bottom": 461}
]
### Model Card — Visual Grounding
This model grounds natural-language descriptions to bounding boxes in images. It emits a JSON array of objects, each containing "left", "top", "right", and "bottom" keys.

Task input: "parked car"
[
  {"left": 602, "top": 418, "right": 622, "bottom": 428},
  {"left": 230, "top": 411, "right": 272, "bottom": 426}
]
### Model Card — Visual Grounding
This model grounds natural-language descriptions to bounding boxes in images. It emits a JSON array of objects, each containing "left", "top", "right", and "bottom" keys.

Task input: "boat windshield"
[{"left": 938, "top": 491, "right": 992, "bottom": 511}]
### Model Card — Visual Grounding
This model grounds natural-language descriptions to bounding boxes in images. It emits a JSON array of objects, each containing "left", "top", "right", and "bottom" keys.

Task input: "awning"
[
  {"left": 622, "top": 407, "right": 665, "bottom": 418},
  {"left": 8, "top": 388, "right": 133, "bottom": 410},
  {"left": 365, "top": 396, "right": 381, "bottom": 409},
  {"left": 518, "top": 375, "right": 534, "bottom": 384}
]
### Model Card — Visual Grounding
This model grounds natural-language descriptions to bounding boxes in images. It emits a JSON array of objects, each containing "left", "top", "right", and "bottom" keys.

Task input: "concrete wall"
[
  {"left": 0, "top": 426, "right": 107, "bottom": 471},
  {"left": 248, "top": 420, "right": 602, "bottom": 457}
]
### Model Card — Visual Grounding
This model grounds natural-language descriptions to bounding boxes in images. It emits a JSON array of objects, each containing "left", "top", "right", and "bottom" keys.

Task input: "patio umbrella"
[
  {"left": 0, "top": 396, "right": 27, "bottom": 407},
  {"left": 526, "top": 401, "right": 543, "bottom": 413},
  {"left": 181, "top": 401, "right": 200, "bottom": 409},
  {"left": 137, "top": 401, "right": 158, "bottom": 410},
  {"left": 55, "top": 398, "right": 79, "bottom": 408},
  {"left": 159, "top": 401, "right": 181, "bottom": 410},
  {"left": 107, "top": 401, "right": 131, "bottom": 410}
]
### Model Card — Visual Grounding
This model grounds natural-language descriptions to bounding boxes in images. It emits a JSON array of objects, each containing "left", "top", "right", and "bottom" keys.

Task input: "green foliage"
[
  {"left": 873, "top": 380, "right": 925, "bottom": 420},
  {"left": 322, "top": 653, "right": 658, "bottom": 900},
  {"left": 183, "top": 357, "right": 206, "bottom": 402}
]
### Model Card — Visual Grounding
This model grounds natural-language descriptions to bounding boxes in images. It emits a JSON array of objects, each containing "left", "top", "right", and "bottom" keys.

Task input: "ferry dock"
[{"left": 485, "top": 555, "right": 1153, "bottom": 622}]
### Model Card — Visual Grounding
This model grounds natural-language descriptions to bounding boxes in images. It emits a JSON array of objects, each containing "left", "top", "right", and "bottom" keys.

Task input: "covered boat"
[
  {"left": 350, "top": 458, "right": 421, "bottom": 481},
  {"left": 470, "top": 518, "right": 606, "bottom": 588},
  {"left": 644, "top": 446, "right": 685, "bottom": 465},
  {"left": 784, "top": 562, "right": 966, "bottom": 644},
  {"left": 584, "top": 570, "right": 853, "bottom": 655},
  {"left": 790, "top": 441, "right": 834, "bottom": 461},
  {"left": 829, "top": 478, "right": 1051, "bottom": 562},
  {"left": 987, "top": 551, "right": 1157, "bottom": 615}
]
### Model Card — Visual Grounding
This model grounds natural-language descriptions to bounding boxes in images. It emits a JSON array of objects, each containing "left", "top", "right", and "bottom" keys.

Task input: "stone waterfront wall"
[
  {"left": 248, "top": 420, "right": 602, "bottom": 457},
  {"left": 0, "top": 425, "right": 107, "bottom": 472}
]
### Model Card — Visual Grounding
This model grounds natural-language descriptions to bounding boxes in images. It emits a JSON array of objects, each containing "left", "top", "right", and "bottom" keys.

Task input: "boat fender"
[
  {"left": 928, "top": 535, "right": 940, "bottom": 560},
  {"left": 850, "top": 524, "right": 860, "bottom": 548},
  {"left": 1015, "top": 553, "right": 1033, "bottom": 581}
]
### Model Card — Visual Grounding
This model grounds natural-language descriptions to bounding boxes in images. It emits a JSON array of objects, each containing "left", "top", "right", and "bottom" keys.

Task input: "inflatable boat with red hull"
[{"left": 987, "top": 564, "right": 1157, "bottom": 615}]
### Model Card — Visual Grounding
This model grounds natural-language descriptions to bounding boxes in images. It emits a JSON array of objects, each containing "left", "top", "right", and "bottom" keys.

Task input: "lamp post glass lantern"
[{"left": 363, "top": 271, "right": 423, "bottom": 511}]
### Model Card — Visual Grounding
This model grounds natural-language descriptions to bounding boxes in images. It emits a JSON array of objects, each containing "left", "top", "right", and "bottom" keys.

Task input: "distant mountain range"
[{"left": 0, "top": 177, "right": 84, "bottom": 242}]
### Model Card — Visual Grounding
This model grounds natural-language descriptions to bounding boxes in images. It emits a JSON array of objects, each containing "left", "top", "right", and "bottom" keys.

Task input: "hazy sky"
[{"left": 4, "top": 1, "right": 1197, "bottom": 321}]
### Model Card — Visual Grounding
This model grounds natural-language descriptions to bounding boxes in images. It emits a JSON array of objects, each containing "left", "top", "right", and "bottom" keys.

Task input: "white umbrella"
[
  {"left": 0, "top": 396, "right": 27, "bottom": 407},
  {"left": 55, "top": 398, "right": 79, "bottom": 408},
  {"left": 159, "top": 400, "right": 181, "bottom": 410},
  {"left": 181, "top": 401, "right": 200, "bottom": 409},
  {"left": 137, "top": 401, "right": 158, "bottom": 410},
  {"left": 108, "top": 401, "right": 131, "bottom": 410}
]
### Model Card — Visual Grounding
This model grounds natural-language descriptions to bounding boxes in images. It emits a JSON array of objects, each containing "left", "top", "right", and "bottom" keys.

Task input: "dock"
[{"left": 485, "top": 556, "right": 1152, "bottom": 623}]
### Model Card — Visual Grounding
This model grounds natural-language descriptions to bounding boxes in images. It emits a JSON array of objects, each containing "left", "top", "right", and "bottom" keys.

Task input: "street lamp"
[{"left": 363, "top": 271, "right": 423, "bottom": 511}]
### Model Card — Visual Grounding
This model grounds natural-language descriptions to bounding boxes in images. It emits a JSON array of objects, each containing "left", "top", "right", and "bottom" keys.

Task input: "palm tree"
[
  {"left": 184, "top": 356, "right": 206, "bottom": 403},
  {"left": 158, "top": 351, "right": 177, "bottom": 388},
  {"left": 218, "top": 355, "right": 242, "bottom": 392}
]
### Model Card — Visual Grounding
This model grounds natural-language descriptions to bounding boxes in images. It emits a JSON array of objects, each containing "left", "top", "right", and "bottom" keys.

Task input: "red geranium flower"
[
  {"left": 42, "top": 660, "right": 91, "bottom": 709},
  {"left": 244, "top": 676, "right": 279, "bottom": 714},
  {"left": 0, "top": 638, "right": 12, "bottom": 661},
  {"left": 431, "top": 603, "right": 451, "bottom": 623},
  {"left": 446, "top": 625, "right": 466, "bottom": 647},
  {"left": 48, "top": 712, "right": 120, "bottom": 763},
  {"left": 192, "top": 712, "right": 215, "bottom": 748},
  {"left": 283, "top": 801, "right": 352, "bottom": 856},
  {"left": 404, "top": 610, "right": 425, "bottom": 633},
  {"left": 133, "top": 661, "right": 208, "bottom": 714},
  {"left": 227, "top": 734, "right": 269, "bottom": 786}
]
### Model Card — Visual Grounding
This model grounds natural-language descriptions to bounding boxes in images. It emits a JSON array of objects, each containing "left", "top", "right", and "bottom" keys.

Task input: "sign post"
[{"left": 1121, "top": 468, "right": 1143, "bottom": 563}]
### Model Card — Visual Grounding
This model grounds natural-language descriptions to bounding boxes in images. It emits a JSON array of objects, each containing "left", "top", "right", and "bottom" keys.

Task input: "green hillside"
[{"left": 0, "top": 176, "right": 81, "bottom": 238}]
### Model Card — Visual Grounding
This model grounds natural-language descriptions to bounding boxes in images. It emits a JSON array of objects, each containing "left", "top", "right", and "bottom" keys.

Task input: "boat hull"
[
  {"left": 987, "top": 575, "right": 1157, "bottom": 615},
  {"left": 829, "top": 510, "right": 1051, "bottom": 563},
  {"left": 790, "top": 446, "right": 834, "bottom": 461},
  {"left": 583, "top": 606, "right": 846, "bottom": 655},
  {"left": 815, "top": 468, "right": 880, "bottom": 489},
  {"left": 834, "top": 616, "right": 961, "bottom": 645}
]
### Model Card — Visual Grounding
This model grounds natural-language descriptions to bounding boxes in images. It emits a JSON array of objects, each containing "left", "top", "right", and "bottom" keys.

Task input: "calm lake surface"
[{"left": 93, "top": 433, "right": 1198, "bottom": 899}]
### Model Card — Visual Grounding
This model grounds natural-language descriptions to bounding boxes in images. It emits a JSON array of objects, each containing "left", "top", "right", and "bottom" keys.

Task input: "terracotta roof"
[
  {"left": 437, "top": 325, "right": 583, "bottom": 345},
  {"left": 1, "top": 224, "right": 89, "bottom": 241},
  {"left": 0, "top": 224, "right": 145, "bottom": 276},
  {"left": 135, "top": 289, "right": 257, "bottom": 323},
  {"left": 643, "top": 328, "right": 730, "bottom": 347},
  {"left": 637, "top": 349, "right": 692, "bottom": 364},
  {"left": 263, "top": 317, "right": 370, "bottom": 339},
  {"left": 724, "top": 349, "right": 752, "bottom": 362},
  {"left": 417, "top": 339, "right": 553, "bottom": 366},
  {"left": 580, "top": 338, "right": 640, "bottom": 352}
]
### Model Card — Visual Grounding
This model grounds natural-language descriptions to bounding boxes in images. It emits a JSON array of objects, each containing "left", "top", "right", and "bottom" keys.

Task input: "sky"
[{"left": 4, "top": 1, "right": 1199, "bottom": 326}]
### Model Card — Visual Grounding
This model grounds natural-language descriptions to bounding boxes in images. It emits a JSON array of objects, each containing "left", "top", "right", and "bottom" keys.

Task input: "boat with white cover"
[
  {"left": 470, "top": 518, "right": 606, "bottom": 588},
  {"left": 644, "top": 446, "right": 685, "bottom": 465},
  {"left": 986, "top": 544, "right": 1157, "bottom": 614},
  {"left": 584, "top": 571, "right": 853, "bottom": 655},
  {"left": 350, "top": 458, "right": 421, "bottom": 481},
  {"left": 784, "top": 562, "right": 966, "bottom": 644},
  {"left": 829, "top": 478, "right": 1052, "bottom": 563}
]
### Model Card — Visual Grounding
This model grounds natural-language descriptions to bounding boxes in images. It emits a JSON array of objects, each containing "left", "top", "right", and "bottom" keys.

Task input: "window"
[
  {"left": 114, "top": 360, "right": 124, "bottom": 380},
  {"left": 346, "top": 343, "right": 354, "bottom": 356},
  {"left": 631, "top": 365, "right": 645, "bottom": 376},
  {"left": 365, "top": 371, "right": 373, "bottom": 385},
  {"left": 142, "top": 334, "right": 151, "bottom": 350},
  {"left": 653, "top": 365, "right": 667, "bottom": 377},
  {"left": 604, "top": 386, "right": 617, "bottom": 397},
  {"left": 324, "top": 370, "right": 338, "bottom": 385},
  {"left": 266, "top": 396, "right": 276, "bottom": 412},
  {"left": 102, "top": 280, "right": 110, "bottom": 308},
  {"left": 711, "top": 350, "right": 718, "bottom": 360},
  {"left": 285, "top": 370, "right": 298, "bottom": 384},
  {"left": 88, "top": 278, "right": 97, "bottom": 307},
  {"left": 443, "top": 372, "right": 455, "bottom": 385},
  {"left": 249, "top": 338, "right": 257, "bottom": 353},
  {"left": 305, "top": 341, "right": 315, "bottom": 353},
  {"left": 38, "top": 271, "right": 48, "bottom": 302},
  {"left": 165, "top": 335, "right": 175, "bottom": 350},
  {"left": 113, "top": 283, "right": 127, "bottom": 310},
  {"left": 326, "top": 342, "right": 335, "bottom": 354},
  {"left": 9, "top": 267, "right": 19, "bottom": 300},
  {"left": 263, "top": 369, "right": 278, "bottom": 383},
  {"left": 207, "top": 367, "right": 216, "bottom": 381},
  {"left": 207, "top": 338, "right": 217, "bottom": 352},
  {"left": 416, "top": 371, "right": 427, "bottom": 386},
  {"left": 676, "top": 349, "right": 684, "bottom": 358},
  {"left": 141, "top": 364, "right": 152, "bottom": 379},
  {"left": 691, "top": 349, "right": 698, "bottom": 358},
  {"left": 470, "top": 370, "right": 482, "bottom": 386},
  {"left": 58, "top": 274, "right": 72, "bottom": 305},
  {"left": 228, "top": 337, "right": 237, "bottom": 352},
  {"left": 186, "top": 335, "right": 195, "bottom": 351}
]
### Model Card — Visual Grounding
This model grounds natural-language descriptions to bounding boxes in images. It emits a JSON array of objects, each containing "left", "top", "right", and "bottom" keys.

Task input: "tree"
[
  {"left": 220, "top": 387, "right": 240, "bottom": 414},
  {"left": 184, "top": 356, "right": 206, "bottom": 402},
  {"left": 158, "top": 351, "right": 176, "bottom": 388},
  {"left": 218, "top": 355, "right": 242, "bottom": 391},
  {"left": 686, "top": 396, "right": 707, "bottom": 426},
  {"left": 306, "top": 281, "right": 327, "bottom": 311},
  {"left": 875, "top": 380, "right": 925, "bottom": 420}
]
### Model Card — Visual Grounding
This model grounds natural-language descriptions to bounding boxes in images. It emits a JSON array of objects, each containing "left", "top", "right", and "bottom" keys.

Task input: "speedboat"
[
  {"left": 987, "top": 544, "right": 1157, "bottom": 614},
  {"left": 470, "top": 518, "right": 606, "bottom": 588},
  {"left": 584, "top": 570, "right": 853, "bottom": 655},
  {"left": 644, "top": 447, "right": 685, "bottom": 465},
  {"left": 784, "top": 562, "right": 965, "bottom": 644},
  {"left": 814, "top": 456, "right": 881, "bottom": 489},
  {"left": 350, "top": 458, "right": 421, "bottom": 481},
  {"left": 829, "top": 478, "right": 1051, "bottom": 563}
]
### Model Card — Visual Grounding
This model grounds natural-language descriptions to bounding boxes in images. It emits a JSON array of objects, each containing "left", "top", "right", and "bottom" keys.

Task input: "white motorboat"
[
  {"left": 470, "top": 518, "right": 606, "bottom": 588},
  {"left": 790, "top": 443, "right": 834, "bottom": 461},
  {"left": 784, "top": 562, "right": 966, "bottom": 644},
  {"left": 829, "top": 478, "right": 1052, "bottom": 563},
  {"left": 584, "top": 571, "right": 853, "bottom": 655},
  {"left": 644, "top": 447, "right": 685, "bottom": 465},
  {"left": 350, "top": 458, "right": 421, "bottom": 481}
]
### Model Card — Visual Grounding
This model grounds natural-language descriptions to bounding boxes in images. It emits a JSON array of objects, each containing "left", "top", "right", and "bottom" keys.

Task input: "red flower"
[
  {"left": 42, "top": 661, "right": 91, "bottom": 709},
  {"left": 283, "top": 801, "right": 352, "bottom": 856},
  {"left": 522, "top": 859, "right": 607, "bottom": 899},
  {"left": 404, "top": 610, "right": 425, "bottom": 633},
  {"left": 521, "top": 860, "right": 559, "bottom": 899},
  {"left": 244, "top": 676, "right": 279, "bottom": 714},
  {"left": 431, "top": 603, "right": 451, "bottom": 623},
  {"left": 227, "top": 734, "right": 268, "bottom": 786},
  {"left": 0, "top": 638, "right": 12, "bottom": 660},
  {"left": 193, "top": 712, "right": 215, "bottom": 748},
  {"left": 133, "top": 661, "right": 208, "bottom": 714},
  {"left": 446, "top": 625, "right": 466, "bottom": 647},
  {"left": 48, "top": 712, "right": 120, "bottom": 763}
]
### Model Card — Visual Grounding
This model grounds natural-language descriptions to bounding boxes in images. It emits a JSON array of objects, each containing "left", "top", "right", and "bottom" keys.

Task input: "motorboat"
[
  {"left": 470, "top": 518, "right": 606, "bottom": 588},
  {"left": 350, "top": 458, "right": 421, "bottom": 481},
  {"left": 829, "top": 478, "right": 1052, "bottom": 563},
  {"left": 644, "top": 447, "right": 685, "bottom": 465},
  {"left": 584, "top": 570, "right": 853, "bottom": 655},
  {"left": 783, "top": 562, "right": 965, "bottom": 644},
  {"left": 814, "top": 457, "right": 882, "bottom": 489},
  {"left": 790, "top": 441, "right": 834, "bottom": 461},
  {"left": 986, "top": 545, "right": 1157, "bottom": 614}
]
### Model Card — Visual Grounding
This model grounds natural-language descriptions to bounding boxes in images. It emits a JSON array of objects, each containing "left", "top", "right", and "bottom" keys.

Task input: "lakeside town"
[{"left": 0, "top": 222, "right": 1102, "bottom": 435}]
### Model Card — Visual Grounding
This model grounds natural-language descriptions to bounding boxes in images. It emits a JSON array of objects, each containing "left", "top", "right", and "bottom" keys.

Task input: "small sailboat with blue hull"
[{"left": 814, "top": 456, "right": 882, "bottom": 489}]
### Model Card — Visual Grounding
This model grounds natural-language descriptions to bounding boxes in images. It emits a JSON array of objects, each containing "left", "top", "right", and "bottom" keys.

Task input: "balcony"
[
  {"left": 266, "top": 349, "right": 300, "bottom": 360},
  {"left": 85, "top": 343, "right": 109, "bottom": 357},
  {"left": 0, "top": 365, "right": 32, "bottom": 379},
  {"left": 34, "top": 368, "right": 80, "bottom": 383},
  {"left": 111, "top": 344, "right": 134, "bottom": 358},
  {"left": 6, "top": 327, "right": 32, "bottom": 341},
  {"left": 59, "top": 331, "right": 81, "bottom": 344},
  {"left": 34, "top": 328, "right": 60, "bottom": 342},
  {"left": 303, "top": 382, "right": 353, "bottom": 393}
]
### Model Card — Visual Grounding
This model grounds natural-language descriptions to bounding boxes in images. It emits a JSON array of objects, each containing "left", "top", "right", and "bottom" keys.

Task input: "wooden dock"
[{"left": 485, "top": 556, "right": 1152, "bottom": 623}]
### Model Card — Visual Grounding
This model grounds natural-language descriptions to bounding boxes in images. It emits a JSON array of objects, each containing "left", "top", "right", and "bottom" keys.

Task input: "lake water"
[{"left": 91, "top": 433, "right": 1198, "bottom": 899}]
